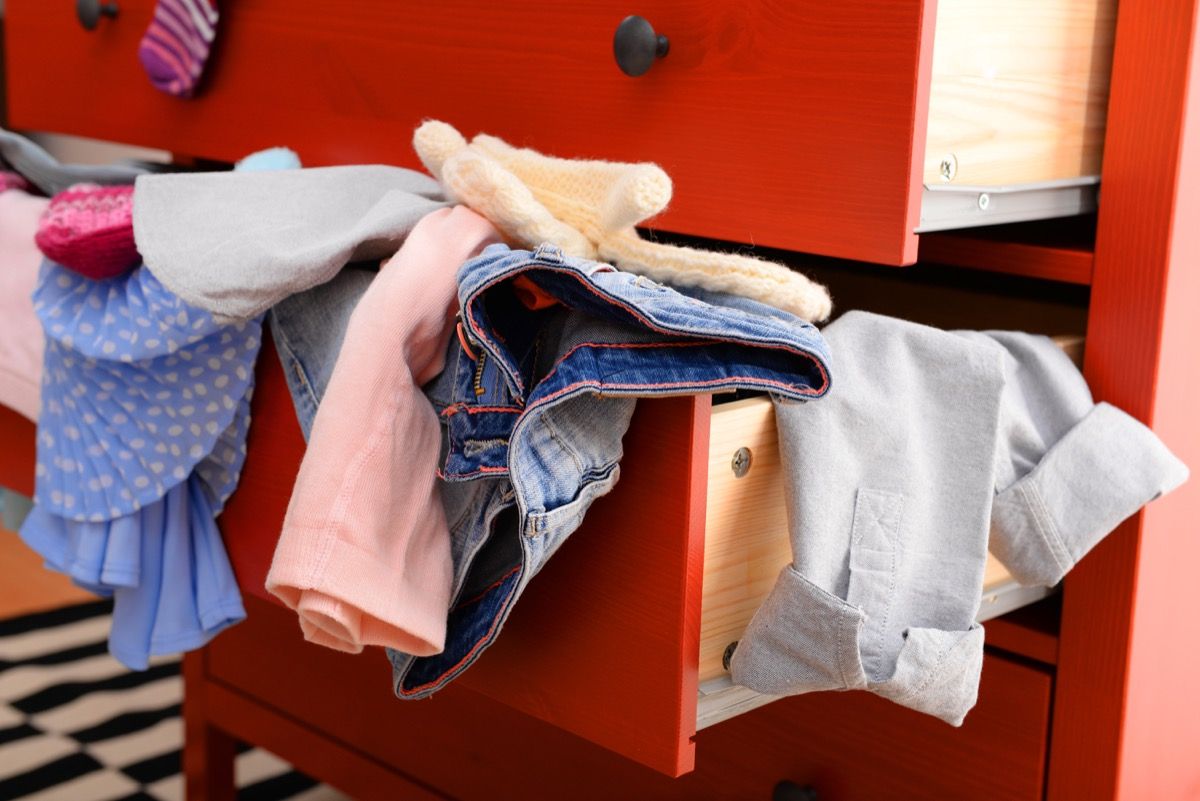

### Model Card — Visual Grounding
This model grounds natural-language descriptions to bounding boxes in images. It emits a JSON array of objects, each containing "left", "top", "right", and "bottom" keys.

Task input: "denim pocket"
[{"left": 522, "top": 461, "right": 621, "bottom": 574}]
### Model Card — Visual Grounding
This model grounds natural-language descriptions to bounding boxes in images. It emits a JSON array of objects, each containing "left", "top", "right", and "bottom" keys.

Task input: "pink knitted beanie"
[{"left": 36, "top": 183, "right": 140, "bottom": 280}]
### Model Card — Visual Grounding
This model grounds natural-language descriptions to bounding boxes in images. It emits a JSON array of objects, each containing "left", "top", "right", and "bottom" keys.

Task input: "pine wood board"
[{"left": 924, "top": 0, "right": 1117, "bottom": 187}]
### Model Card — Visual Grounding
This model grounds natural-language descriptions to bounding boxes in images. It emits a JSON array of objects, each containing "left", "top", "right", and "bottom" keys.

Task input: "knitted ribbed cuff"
[{"left": 991, "top": 402, "right": 1189, "bottom": 587}]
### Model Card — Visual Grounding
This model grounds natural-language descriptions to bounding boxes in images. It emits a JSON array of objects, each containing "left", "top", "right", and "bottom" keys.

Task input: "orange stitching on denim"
[
  {"left": 439, "top": 404, "right": 522, "bottom": 418},
  {"left": 529, "top": 373, "right": 826, "bottom": 413},
  {"left": 465, "top": 266, "right": 824, "bottom": 368},
  {"left": 453, "top": 564, "right": 524, "bottom": 612},
  {"left": 438, "top": 464, "right": 509, "bottom": 479},
  {"left": 534, "top": 340, "right": 828, "bottom": 400}
]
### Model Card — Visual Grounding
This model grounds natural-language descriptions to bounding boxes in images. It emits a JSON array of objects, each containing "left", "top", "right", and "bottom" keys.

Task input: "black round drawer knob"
[
  {"left": 77, "top": 0, "right": 120, "bottom": 31},
  {"left": 773, "top": 781, "right": 818, "bottom": 801},
  {"left": 613, "top": 15, "right": 669, "bottom": 77}
]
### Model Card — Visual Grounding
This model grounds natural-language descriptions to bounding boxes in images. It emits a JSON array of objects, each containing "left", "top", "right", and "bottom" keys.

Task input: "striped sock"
[{"left": 137, "top": 0, "right": 220, "bottom": 98}]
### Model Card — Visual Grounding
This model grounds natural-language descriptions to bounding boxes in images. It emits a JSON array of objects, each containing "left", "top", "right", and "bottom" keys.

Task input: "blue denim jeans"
[
  {"left": 388, "top": 243, "right": 833, "bottom": 698},
  {"left": 268, "top": 263, "right": 377, "bottom": 440}
]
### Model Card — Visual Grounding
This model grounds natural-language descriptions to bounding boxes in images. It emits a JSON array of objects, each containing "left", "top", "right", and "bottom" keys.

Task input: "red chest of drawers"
[{"left": 2, "top": 0, "right": 1199, "bottom": 799}]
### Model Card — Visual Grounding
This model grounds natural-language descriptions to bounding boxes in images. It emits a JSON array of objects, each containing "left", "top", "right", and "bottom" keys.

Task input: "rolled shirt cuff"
[{"left": 991, "top": 402, "right": 1189, "bottom": 587}]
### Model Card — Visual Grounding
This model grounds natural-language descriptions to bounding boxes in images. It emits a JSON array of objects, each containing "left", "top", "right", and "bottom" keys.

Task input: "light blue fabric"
[
  {"left": 235, "top": 147, "right": 301, "bottom": 172},
  {"left": 20, "top": 478, "right": 243, "bottom": 669},
  {"left": 17, "top": 148, "right": 288, "bottom": 669},
  {"left": 30, "top": 264, "right": 257, "bottom": 520},
  {"left": 19, "top": 263, "right": 257, "bottom": 668},
  {"left": 19, "top": 263, "right": 258, "bottom": 669}
]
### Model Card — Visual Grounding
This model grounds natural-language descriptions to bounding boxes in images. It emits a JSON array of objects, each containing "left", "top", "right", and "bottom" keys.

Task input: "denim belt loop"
[{"left": 532, "top": 242, "right": 565, "bottom": 263}]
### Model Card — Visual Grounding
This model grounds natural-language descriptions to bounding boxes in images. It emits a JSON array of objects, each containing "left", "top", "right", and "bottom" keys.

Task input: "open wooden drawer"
[
  {"left": 694, "top": 334, "right": 1081, "bottom": 733},
  {"left": 0, "top": 323, "right": 1067, "bottom": 784},
  {"left": 201, "top": 331, "right": 1075, "bottom": 778},
  {"left": 6, "top": 0, "right": 1113, "bottom": 265},
  {"left": 694, "top": 395, "right": 1056, "bottom": 730}
]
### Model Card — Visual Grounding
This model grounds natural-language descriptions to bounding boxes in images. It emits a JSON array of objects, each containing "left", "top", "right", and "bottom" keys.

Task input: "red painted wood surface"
[
  {"left": 0, "top": 405, "right": 34, "bottom": 497},
  {"left": 204, "top": 682, "right": 447, "bottom": 801},
  {"left": 919, "top": 219, "right": 1095, "bottom": 285},
  {"left": 182, "top": 653, "right": 236, "bottom": 801},
  {"left": 453, "top": 393, "right": 711, "bottom": 776},
  {"left": 1049, "top": 2, "right": 1200, "bottom": 799},
  {"left": 984, "top": 599, "right": 1061, "bottom": 667},
  {"left": 196, "top": 594, "right": 1052, "bottom": 801},
  {"left": 4, "top": 0, "right": 934, "bottom": 265},
  {"left": 191, "top": 645, "right": 447, "bottom": 801},
  {"left": 217, "top": 335, "right": 710, "bottom": 776}
]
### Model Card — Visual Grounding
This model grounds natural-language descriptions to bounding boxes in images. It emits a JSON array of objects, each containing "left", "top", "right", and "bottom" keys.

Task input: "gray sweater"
[
  {"left": 730, "top": 311, "right": 1188, "bottom": 724},
  {"left": 133, "top": 165, "right": 446, "bottom": 321}
]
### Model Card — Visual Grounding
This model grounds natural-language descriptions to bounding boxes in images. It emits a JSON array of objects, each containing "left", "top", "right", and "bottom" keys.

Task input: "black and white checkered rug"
[{"left": 0, "top": 600, "right": 349, "bottom": 801}]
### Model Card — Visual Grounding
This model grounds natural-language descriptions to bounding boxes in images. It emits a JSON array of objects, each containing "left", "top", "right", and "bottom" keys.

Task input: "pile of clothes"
[{"left": 0, "top": 123, "right": 1186, "bottom": 725}]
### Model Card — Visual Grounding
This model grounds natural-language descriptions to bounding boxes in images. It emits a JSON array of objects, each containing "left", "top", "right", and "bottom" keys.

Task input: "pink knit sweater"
[{"left": 266, "top": 206, "right": 501, "bottom": 655}]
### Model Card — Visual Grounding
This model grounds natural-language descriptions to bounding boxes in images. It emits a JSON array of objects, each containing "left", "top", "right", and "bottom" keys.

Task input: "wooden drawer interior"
[
  {"left": 918, "top": 0, "right": 1116, "bottom": 233},
  {"left": 924, "top": 0, "right": 1117, "bottom": 188}
]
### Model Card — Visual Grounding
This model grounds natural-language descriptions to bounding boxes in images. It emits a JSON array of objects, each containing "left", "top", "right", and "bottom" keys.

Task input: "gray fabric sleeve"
[
  {"left": 735, "top": 319, "right": 1186, "bottom": 726},
  {"left": 732, "top": 312, "right": 1002, "bottom": 726},
  {"left": 968, "top": 331, "right": 1189, "bottom": 586},
  {"left": 991, "top": 401, "right": 1189, "bottom": 586}
]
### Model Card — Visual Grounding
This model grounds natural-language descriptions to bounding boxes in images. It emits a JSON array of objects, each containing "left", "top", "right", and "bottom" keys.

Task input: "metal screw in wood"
[
  {"left": 723, "top": 641, "right": 738, "bottom": 671},
  {"left": 939, "top": 153, "right": 958, "bottom": 181},
  {"left": 731, "top": 447, "right": 752, "bottom": 478}
]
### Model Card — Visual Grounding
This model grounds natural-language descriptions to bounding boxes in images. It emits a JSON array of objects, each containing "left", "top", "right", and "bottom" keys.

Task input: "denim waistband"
[
  {"left": 390, "top": 243, "right": 833, "bottom": 699},
  {"left": 456, "top": 243, "right": 831, "bottom": 405},
  {"left": 438, "top": 243, "right": 831, "bottom": 503}
]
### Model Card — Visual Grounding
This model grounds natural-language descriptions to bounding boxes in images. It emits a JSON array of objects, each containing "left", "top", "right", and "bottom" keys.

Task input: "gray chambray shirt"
[{"left": 731, "top": 311, "right": 1188, "bottom": 725}]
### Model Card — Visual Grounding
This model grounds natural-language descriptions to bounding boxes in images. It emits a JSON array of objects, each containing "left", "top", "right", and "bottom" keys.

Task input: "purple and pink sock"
[{"left": 138, "top": 0, "right": 220, "bottom": 98}]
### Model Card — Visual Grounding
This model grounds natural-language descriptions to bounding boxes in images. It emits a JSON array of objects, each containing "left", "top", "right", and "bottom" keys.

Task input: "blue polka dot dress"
[{"left": 19, "top": 261, "right": 261, "bottom": 669}]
